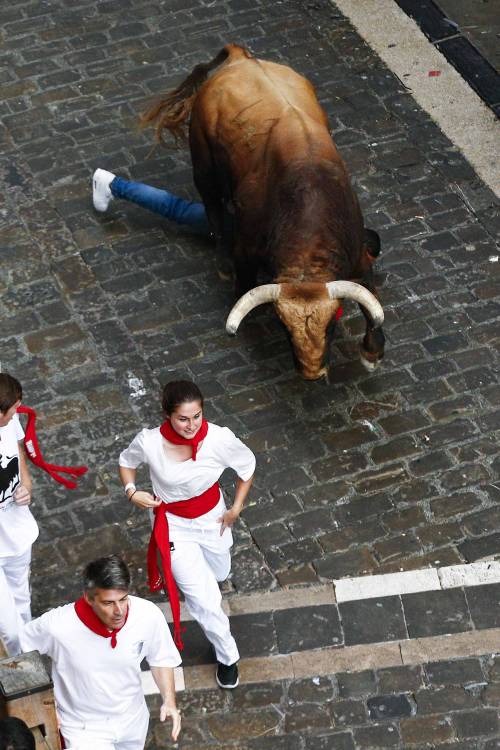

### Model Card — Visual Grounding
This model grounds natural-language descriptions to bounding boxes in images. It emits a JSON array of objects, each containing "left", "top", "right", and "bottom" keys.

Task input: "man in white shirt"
[
  {"left": 0, "top": 373, "right": 38, "bottom": 656},
  {"left": 20, "top": 555, "right": 182, "bottom": 750}
]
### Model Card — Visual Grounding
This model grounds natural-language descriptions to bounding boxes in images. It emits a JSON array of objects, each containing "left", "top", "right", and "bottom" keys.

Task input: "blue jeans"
[{"left": 111, "top": 176, "right": 210, "bottom": 235}]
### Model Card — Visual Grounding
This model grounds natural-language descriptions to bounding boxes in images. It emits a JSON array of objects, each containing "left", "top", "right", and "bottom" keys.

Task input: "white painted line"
[
  {"left": 332, "top": 0, "right": 500, "bottom": 198},
  {"left": 438, "top": 561, "right": 500, "bottom": 589},
  {"left": 334, "top": 560, "right": 500, "bottom": 602},
  {"left": 335, "top": 568, "right": 440, "bottom": 602},
  {"left": 141, "top": 666, "right": 185, "bottom": 695}
]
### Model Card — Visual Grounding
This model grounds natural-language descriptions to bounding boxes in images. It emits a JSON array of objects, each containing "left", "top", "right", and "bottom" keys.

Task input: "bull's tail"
[{"left": 140, "top": 44, "right": 251, "bottom": 144}]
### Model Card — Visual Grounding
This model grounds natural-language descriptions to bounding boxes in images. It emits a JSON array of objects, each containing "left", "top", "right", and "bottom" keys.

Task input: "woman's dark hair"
[
  {"left": 162, "top": 380, "right": 203, "bottom": 416},
  {"left": 0, "top": 718, "right": 35, "bottom": 750},
  {"left": 83, "top": 555, "right": 131, "bottom": 593},
  {"left": 0, "top": 374, "right": 22, "bottom": 414}
]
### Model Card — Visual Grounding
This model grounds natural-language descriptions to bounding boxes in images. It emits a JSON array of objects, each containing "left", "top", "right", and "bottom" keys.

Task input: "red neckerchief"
[
  {"left": 16, "top": 406, "right": 88, "bottom": 489},
  {"left": 147, "top": 483, "right": 220, "bottom": 650},
  {"left": 159, "top": 418, "right": 208, "bottom": 461},
  {"left": 335, "top": 306, "right": 343, "bottom": 321},
  {"left": 74, "top": 596, "right": 129, "bottom": 648}
]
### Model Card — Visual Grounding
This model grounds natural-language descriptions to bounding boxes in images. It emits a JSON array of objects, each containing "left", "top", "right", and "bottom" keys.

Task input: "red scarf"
[
  {"left": 74, "top": 596, "right": 129, "bottom": 648},
  {"left": 159, "top": 418, "right": 208, "bottom": 461},
  {"left": 17, "top": 405, "right": 88, "bottom": 489},
  {"left": 335, "top": 306, "right": 343, "bottom": 321},
  {"left": 147, "top": 482, "right": 220, "bottom": 649}
]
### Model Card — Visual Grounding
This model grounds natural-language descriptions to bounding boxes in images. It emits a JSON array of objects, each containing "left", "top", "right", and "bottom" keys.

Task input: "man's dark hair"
[
  {"left": 83, "top": 555, "right": 131, "bottom": 593},
  {"left": 0, "top": 374, "right": 22, "bottom": 414},
  {"left": 0, "top": 718, "right": 35, "bottom": 750},
  {"left": 162, "top": 380, "right": 204, "bottom": 416}
]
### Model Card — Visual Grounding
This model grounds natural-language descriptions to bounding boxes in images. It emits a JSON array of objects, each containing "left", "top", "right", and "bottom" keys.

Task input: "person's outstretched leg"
[{"left": 92, "top": 169, "right": 210, "bottom": 235}]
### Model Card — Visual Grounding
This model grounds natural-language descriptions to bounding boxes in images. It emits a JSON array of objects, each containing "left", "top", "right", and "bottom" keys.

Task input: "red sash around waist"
[{"left": 147, "top": 481, "right": 220, "bottom": 649}]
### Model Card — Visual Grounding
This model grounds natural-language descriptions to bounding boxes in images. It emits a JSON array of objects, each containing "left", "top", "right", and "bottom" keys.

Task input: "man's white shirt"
[
  {"left": 0, "top": 413, "right": 38, "bottom": 557},
  {"left": 20, "top": 595, "right": 181, "bottom": 730}
]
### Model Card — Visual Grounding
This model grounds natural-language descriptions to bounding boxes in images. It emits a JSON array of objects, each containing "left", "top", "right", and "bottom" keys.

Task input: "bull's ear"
[{"left": 364, "top": 228, "right": 381, "bottom": 259}]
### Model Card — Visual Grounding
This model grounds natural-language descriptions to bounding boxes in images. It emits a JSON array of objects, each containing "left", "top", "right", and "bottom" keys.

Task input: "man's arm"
[
  {"left": 150, "top": 666, "right": 181, "bottom": 742},
  {"left": 20, "top": 611, "right": 53, "bottom": 656},
  {"left": 15, "top": 443, "right": 33, "bottom": 506}
]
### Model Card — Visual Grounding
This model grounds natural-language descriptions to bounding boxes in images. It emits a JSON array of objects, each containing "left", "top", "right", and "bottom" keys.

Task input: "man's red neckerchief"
[
  {"left": 16, "top": 405, "right": 88, "bottom": 489},
  {"left": 74, "top": 596, "right": 129, "bottom": 648}
]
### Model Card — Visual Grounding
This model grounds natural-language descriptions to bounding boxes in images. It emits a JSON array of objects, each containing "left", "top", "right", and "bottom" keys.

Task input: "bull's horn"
[
  {"left": 226, "top": 284, "right": 281, "bottom": 334},
  {"left": 326, "top": 281, "right": 384, "bottom": 326}
]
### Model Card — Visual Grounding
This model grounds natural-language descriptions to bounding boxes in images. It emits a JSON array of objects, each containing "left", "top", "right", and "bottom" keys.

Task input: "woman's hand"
[
  {"left": 128, "top": 490, "right": 161, "bottom": 510},
  {"left": 14, "top": 484, "right": 32, "bottom": 506},
  {"left": 218, "top": 507, "right": 240, "bottom": 535}
]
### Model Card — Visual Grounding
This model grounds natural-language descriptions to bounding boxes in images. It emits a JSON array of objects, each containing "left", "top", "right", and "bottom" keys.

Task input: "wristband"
[{"left": 124, "top": 483, "right": 136, "bottom": 495}]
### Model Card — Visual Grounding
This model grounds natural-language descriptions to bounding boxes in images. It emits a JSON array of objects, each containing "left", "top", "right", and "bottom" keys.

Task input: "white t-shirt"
[
  {"left": 119, "top": 423, "right": 256, "bottom": 539},
  {"left": 0, "top": 413, "right": 39, "bottom": 557},
  {"left": 20, "top": 595, "right": 181, "bottom": 731}
]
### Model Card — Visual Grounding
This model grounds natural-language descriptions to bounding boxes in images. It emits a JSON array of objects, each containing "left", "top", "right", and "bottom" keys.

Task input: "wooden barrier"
[{"left": 0, "top": 651, "right": 60, "bottom": 750}]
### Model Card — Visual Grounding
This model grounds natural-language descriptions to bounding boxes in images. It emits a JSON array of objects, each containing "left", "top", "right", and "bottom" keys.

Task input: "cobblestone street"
[
  {"left": 1, "top": 0, "right": 499, "bottom": 746},
  {"left": 147, "top": 653, "right": 500, "bottom": 749}
]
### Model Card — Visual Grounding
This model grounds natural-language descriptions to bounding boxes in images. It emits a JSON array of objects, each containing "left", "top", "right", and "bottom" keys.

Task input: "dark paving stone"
[
  {"left": 459, "top": 533, "right": 500, "bottom": 563},
  {"left": 353, "top": 723, "right": 401, "bottom": 747},
  {"left": 415, "top": 685, "right": 480, "bottom": 714},
  {"left": 230, "top": 611, "right": 277, "bottom": 658},
  {"left": 452, "top": 708, "right": 499, "bottom": 738},
  {"left": 402, "top": 588, "right": 472, "bottom": 638},
  {"left": 304, "top": 732, "right": 356, "bottom": 750},
  {"left": 400, "top": 713, "right": 454, "bottom": 745},
  {"left": 367, "top": 693, "right": 413, "bottom": 720},
  {"left": 328, "top": 698, "right": 367, "bottom": 726},
  {"left": 376, "top": 665, "right": 424, "bottom": 694},
  {"left": 338, "top": 596, "right": 407, "bottom": 646},
  {"left": 425, "top": 658, "right": 485, "bottom": 685},
  {"left": 333, "top": 672, "right": 376, "bottom": 702},
  {"left": 274, "top": 605, "right": 343, "bottom": 653},
  {"left": 465, "top": 582, "right": 500, "bottom": 630}
]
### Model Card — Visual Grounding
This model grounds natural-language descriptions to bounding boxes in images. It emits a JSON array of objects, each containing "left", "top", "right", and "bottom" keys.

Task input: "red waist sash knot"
[{"left": 147, "top": 481, "right": 220, "bottom": 649}]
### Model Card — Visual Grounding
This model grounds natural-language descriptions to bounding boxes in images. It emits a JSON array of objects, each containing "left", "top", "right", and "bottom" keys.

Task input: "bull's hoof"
[
  {"left": 302, "top": 366, "right": 328, "bottom": 380},
  {"left": 360, "top": 351, "right": 381, "bottom": 372}
]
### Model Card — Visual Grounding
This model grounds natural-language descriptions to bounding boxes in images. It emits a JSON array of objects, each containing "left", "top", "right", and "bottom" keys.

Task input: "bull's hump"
[{"left": 209, "top": 57, "right": 324, "bottom": 123}]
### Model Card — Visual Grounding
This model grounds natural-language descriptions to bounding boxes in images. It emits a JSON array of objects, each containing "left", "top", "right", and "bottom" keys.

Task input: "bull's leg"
[
  {"left": 193, "top": 167, "right": 225, "bottom": 240},
  {"left": 233, "top": 253, "right": 258, "bottom": 295},
  {"left": 358, "top": 267, "right": 385, "bottom": 371}
]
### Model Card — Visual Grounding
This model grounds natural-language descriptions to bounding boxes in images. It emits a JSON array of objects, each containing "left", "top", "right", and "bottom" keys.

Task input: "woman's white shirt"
[{"left": 119, "top": 423, "right": 255, "bottom": 542}]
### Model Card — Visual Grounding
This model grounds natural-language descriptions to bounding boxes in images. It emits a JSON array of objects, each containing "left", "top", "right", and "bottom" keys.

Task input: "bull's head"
[{"left": 226, "top": 281, "right": 384, "bottom": 380}]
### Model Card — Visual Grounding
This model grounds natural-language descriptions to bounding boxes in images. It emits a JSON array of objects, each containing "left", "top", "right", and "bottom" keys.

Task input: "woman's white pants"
[
  {"left": 0, "top": 546, "right": 32, "bottom": 656},
  {"left": 170, "top": 538, "right": 239, "bottom": 665}
]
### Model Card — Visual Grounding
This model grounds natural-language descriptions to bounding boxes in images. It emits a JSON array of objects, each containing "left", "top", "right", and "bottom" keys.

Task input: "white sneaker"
[{"left": 92, "top": 168, "right": 116, "bottom": 212}]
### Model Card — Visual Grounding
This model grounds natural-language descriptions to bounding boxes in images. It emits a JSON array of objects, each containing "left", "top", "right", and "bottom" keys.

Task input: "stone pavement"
[
  {"left": 146, "top": 652, "right": 500, "bottom": 748},
  {"left": 0, "top": 0, "right": 499, "bottom": 744},
  {"left": 1, "top": 0, "right": 497, "bottom": 610}
]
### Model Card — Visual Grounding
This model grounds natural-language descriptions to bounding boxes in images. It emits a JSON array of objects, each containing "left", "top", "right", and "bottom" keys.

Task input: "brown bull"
[{"left": 141, "top": 44, "right": 385, "bottom": 380}]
